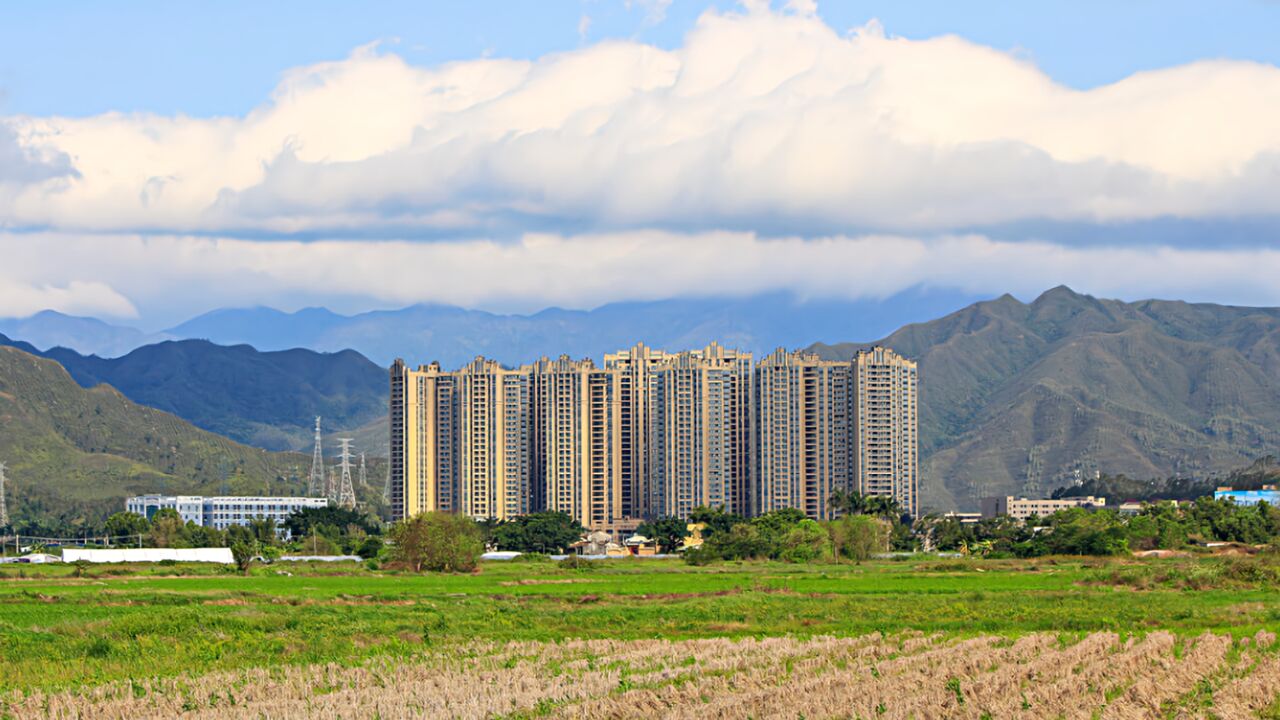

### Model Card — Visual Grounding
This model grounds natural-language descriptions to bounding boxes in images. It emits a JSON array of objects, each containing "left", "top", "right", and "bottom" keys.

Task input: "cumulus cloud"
[
  {"left": 0, "top": 123, "right": 77, "bottom": 186},
  {"left": 2, "top": 231, "right": 1278, "bottom": 320},
  {"left": 1, "top": 5, "right": 1278, "bottom": 237}
]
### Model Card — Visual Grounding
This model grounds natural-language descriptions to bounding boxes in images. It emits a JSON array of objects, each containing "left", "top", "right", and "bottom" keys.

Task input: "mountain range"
[
  {"left": 810, "top": 286, "right": 1280, "bottom": 511},
  {"left": 0, "top": 338, "right": 390, "bottom": 453},
  {"left": 0, "top": 344, "right": 317, "bottom": 529},
  {"left": 0, "top": 288, "right": 983, "bottom": 367},
  {"left": 2, "top": 286, "right": 1278, "bottom": 515}
]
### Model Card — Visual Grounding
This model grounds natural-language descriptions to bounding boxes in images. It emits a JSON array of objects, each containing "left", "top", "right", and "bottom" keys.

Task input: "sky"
[{"left": 2, "top": 0, "right": 1280, "bottom": 328}]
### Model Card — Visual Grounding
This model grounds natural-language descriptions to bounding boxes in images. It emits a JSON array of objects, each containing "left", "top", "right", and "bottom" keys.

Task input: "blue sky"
[
  {"left": 3, "top": 1, "right": 1277, "bottom": 116},
  {"left": 1, "top": 1, "right": 1279, "bottom": 326}
]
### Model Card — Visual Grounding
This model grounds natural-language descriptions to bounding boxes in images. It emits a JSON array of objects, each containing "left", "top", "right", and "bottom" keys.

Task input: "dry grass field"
[{"left": 7, "top": 630, "right": 1280, "bottom": 719}]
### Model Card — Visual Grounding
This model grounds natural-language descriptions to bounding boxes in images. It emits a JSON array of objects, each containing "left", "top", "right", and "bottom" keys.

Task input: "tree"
[
  {"left": 356, "top": 536, "right": 384, "bottom": 560},
  {"left": 688, "top": 506, "right": 745, "bottom": 541},
  {"left": 638, "top": 516, "right": 690, "bottom": 554},
  {"left": 230, "top": 540, "right": 257, "bottom": 575},
  {"left": 838, "top": 515, "right": 890, "bottom": 564},
  {"left": 490, "top": 512, "right": 584, "bottom": 554},
  {"left": 388, "top": 512, "right": 483, "bottom": 572},
  {"left": 104, "top": 512, "right": 148, "bottom": 544},
  {"left": 283, "top": 506, "right": 379, "bottom": 541},
  {"left": 248, "top": 516, "right": 278, "bottom": 545},
  {"left": 778, "top": 519, "right": 831, "bottom": 562},
  {"left": 148, "top": 508, "right": 185, "bottom": 548}
]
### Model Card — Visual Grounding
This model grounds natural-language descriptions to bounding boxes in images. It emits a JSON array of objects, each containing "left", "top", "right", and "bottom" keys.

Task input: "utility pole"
[
  {"left": 0, "top": 461, "right": 9, "bottom": 529},
  {"left": 337, "top": 439, "right": 356, "bottom": 509},
  {"left": 308, "top": 417, "right": 325, "bottom": 497}
]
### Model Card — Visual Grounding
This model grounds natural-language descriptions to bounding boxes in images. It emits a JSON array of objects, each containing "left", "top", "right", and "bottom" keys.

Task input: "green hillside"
[
  {"left": 28, "top": 339, "right": 388, "bottom": 453},
  {"left": 0, "top": 345, "right": 316, "bottom": 531},
  {"left": 810, "top": 287, "right": 1280, "bottom": 512}
]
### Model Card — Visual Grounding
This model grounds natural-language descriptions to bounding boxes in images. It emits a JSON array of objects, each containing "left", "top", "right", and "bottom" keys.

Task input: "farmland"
[{"left": 2, "top": 555, "right": 1280, "bottom": 718}]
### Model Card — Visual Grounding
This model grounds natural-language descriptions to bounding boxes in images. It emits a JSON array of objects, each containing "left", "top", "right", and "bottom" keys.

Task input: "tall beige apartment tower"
[
  {"left": 531, "top": 356, "right": 622, "bottom": 531},
  {"left": 753, "top": 349, "right": 852, "bottom": 518},
  {"left": 853, "top": 347, "right": 919, "bottom": 517},
  {"left": 752, "top": 346, "right": 918, "bottom": 519},
  {"left": 612, "top": 343, "right": 753, "bottom": 520}
]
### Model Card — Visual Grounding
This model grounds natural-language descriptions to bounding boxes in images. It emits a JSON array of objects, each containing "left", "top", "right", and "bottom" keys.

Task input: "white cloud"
[
  {"left": 0, "top": 277, "right": 137, "bottom": 319},
  {"left": 626, "top": 0, "right": 674, "bottom": 26},
  {"left": 2, "top": 232, "right": 1278, "bottom": 321},
  {"left": 0, "top": 6, "right": 1277, "bottom": 237}
]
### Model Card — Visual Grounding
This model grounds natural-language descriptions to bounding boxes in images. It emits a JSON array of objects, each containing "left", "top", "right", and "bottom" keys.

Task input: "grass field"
[{"left": 2, "top": 555, "right": 1279, "bottom": 718}]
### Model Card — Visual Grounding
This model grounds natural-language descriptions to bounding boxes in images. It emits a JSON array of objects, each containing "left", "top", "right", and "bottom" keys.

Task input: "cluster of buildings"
[{"left": 389, "top": 343, "right": 918, "bottom": 531}]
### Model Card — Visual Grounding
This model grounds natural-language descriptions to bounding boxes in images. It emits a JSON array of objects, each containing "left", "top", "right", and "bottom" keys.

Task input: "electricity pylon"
[
  {"left": 337, "top": 439, "right": 357, "bottom": 509},
  {"left": 358, "top": 452, "right": 368, "bottom": 489},
  {"left": 308, "top": 417, "right": 325, "bottom": 497}
]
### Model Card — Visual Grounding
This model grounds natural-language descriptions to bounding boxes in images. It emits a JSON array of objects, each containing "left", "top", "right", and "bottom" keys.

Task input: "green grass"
[{"left": 1, "top": 556, "right": 1278, "bottom": 694}]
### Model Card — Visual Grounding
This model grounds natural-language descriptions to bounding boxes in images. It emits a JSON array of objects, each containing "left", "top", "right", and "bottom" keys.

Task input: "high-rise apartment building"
[
  {"left": 753, "top": 349, "right": 852, "bottom": 519},
  {"left": 606, "top": 343, "right": 752, "bottom": 517},
  {"left": 390, "top": 344, "right": 917, "bottom": 527},
  {"left": 853, "top": 347, "right": 919, "bottom": 517}
]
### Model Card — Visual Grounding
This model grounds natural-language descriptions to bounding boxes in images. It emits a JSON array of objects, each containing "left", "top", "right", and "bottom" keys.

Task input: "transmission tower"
[
  {"left": 337, "top": 439, "right": 357, "bottom": 509},
  {"left": 308, "top": 417, "right": 325, "bottom": 497},
  {"left": 358, "top": 452, "right": 368, "bottom": 489},
  {"left": 326, "top": 466, "right": 338, "bottom": 502},
  {"left": 383, "top": 463, "right": 391, "bottom": 503},
  {"left": 0, "top": 461, "right": 9, "bottom": 529}
]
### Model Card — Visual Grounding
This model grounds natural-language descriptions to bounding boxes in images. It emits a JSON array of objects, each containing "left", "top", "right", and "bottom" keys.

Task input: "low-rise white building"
[
  {"left": 64, "top": 548, "right": 234, "bottom": 564},
  {"left": 125, "top": 495, "right": 328, "bottom": 537},
  {"left": 980, "top": 495, "right": 1106, "bottom": 521}
]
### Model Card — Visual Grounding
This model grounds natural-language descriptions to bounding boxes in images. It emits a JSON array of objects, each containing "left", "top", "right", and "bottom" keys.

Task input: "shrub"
[
  {"left": 388, "top": 512, "right": 483, "bottom": 573},
  {"left": 829, "top": 515, "right": 890, "bottom": 564}
]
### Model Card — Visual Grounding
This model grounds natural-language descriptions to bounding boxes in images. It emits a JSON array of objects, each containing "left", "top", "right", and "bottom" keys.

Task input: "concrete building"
[
  {"left": 606, "top": 343, "right": 753, "bottom": 520},
  {"left": 753, "top": 346, "right": 918, "bottom": 519},
  {"left": 980, "top": 495, "right": 1106, "bottom": 521},
  {"left": 390, "top": 343, "right": 918, "bottom": 528},
  {"left": 853, "top": 346, "right": 920, "bottom": 517},
  {"left": 125, "top": 495, "right": 328, "bottom": 536},
  {"left": 754, "top": 349, "right": 852, "bottom": 518},
  {"left": 1214, "top": 486, "right": 1280, "bottom": 506}
]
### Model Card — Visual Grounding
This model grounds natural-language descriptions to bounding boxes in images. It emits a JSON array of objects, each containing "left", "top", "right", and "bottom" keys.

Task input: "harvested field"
[{"left": 7, "top": 630, "right": 1278, "bottom": 719}]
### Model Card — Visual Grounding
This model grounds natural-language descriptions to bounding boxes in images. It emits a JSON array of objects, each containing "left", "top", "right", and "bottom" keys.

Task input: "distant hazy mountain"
[
  {"left": 810, "top": 287, "right": 1280, "bottom": 512},
  {"left": 0, "top": 343, "right": 316, "bottom": 525},
  {"left": 0, "top": 335, "right": 388, "bottom": 454},
  {"left": 0, "top": 310, "right": 170, "bottom": 357},
  {"left": 166, "top": 289, "right": 983, "bottom": 366}
]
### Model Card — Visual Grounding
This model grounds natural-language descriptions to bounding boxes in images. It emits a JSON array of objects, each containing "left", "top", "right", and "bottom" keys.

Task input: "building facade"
[
  {"left": 125, "top": 495, "right": 329, "bottom": 536},
  {"left": 1214, "top": 486, "right": 1280, "bottom": 506},
  {"left": 390, "top": 344, "right": 918, "bottom": 528},
  {"left": 979, "top": 495, "right": 1106, "bottom": 521}
]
